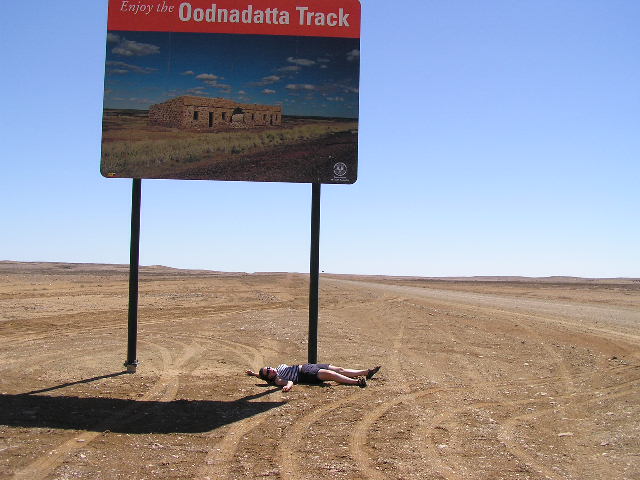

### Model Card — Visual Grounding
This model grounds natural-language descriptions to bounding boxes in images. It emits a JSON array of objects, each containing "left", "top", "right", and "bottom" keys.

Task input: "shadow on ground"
[{"left": 0, "top": 388, "right": 283, "bottom": 434}]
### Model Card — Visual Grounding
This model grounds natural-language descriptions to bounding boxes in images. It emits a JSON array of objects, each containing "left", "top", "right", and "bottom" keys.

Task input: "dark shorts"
[{"left": 298, "top": 363, "right": 330, "bottom": 384}]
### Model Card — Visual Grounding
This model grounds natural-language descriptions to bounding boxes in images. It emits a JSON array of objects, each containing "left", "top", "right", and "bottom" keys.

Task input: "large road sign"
[{"left": 101, "top": 0, "right": 361, "bottom": 183}]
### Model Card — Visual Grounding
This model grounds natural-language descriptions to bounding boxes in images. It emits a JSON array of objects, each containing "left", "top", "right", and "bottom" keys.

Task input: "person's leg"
[
  {"left": 317, "top": 369, "right": 361, "bottom": 385},
  {"left": 326, "top": 365, "right": 368, "bottom": 378},
  {"left": 327, "top": 365, "right": 381, "bottom": 379}
]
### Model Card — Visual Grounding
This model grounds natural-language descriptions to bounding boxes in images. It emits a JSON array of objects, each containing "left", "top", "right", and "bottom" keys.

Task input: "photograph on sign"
[{"left": 101, "top": 1, "right": 361, "bottom": 183}]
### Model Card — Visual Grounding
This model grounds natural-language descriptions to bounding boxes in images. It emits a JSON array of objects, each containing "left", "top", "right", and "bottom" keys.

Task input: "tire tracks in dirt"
[
  {"left": 316, "top": 285, "right": 483, "bottom": 480},
  {"left": 348, "top": 296, "right": 456, "bottom": 480},
  {"left": 278, "top": 391, "right": 363, "bottom": 480},
  {"left": 408, "top": 300, "right": 634, "bottom": 480},
  {"left": 396, "top": 299, "right": 495, "bottom": 480},
  {"left": 197, "top": 410, "right": 271, "bottom": 480},
  {"left": 11, "top": 336, "right": 204, "bottom": 480},
  {"left": 0, "top": 300, "right": 292, "bottom": 349},
  {"left": 404, "top": 301, "right": 581, "bottom": 479},
  {"left": 330, "top": 279, "right": 638, "bottom": 480},
  {"left": 488, "top": 312, "right": 580, "bottom": 479},
  {"left": 274, "top": 294, "right": 400, "bottom": 480},
  {"left": 133, "top": 319, "right": 278, "bottom": 480},
  {"left": 348, "top": 300, "right": 408, "bottom": 480},
  {"left": 194, "top": 335, "right": 271, "bottom": 480},
  {"left": 459, "top": 305, "right": 636, "bottom": 480},
  {"left": 496, "top": 375, "right": 640, "bottom": 480},
  {"left": 332, "top": 279, "right": 640, "bottom": 346}
]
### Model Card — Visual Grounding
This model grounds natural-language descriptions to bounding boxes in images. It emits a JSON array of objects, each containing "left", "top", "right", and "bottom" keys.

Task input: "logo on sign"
[{"left": 333, "top": 162, "right": 347, "bottom": 177}]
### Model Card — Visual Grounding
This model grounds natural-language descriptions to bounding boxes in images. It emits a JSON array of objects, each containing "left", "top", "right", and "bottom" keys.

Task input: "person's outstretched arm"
[
  {"left": 275, "top": 377, "right": 293, "bottom": 392},
  {"left": 246, "top": 369, "right": 259, "bottom": 377}
]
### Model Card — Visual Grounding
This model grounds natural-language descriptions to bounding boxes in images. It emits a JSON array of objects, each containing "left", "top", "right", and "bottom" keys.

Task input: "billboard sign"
[{"left": 101, "top": 0, "right": 361, "bottom": 183}]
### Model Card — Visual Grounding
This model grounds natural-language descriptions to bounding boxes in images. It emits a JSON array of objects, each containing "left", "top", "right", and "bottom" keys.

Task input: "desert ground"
[{"left": 0, "top": 261, "right": 639, "bottom": 480}]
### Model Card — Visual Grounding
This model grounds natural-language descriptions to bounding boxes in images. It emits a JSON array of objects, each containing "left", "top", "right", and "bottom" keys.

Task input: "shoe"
[
  {"left": 366, "top": 366, "right": 381, "bottom": 380},
  {"left": 357, "top": 377, "right": 367, "bottom": 388}
]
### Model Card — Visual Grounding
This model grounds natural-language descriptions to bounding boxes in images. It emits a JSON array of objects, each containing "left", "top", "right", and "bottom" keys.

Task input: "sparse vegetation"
[{"left": 101, "top": 113, "right": 357, "bottom": 177}]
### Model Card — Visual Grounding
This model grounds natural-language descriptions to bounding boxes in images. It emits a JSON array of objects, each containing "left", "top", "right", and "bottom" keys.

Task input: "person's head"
[{"left": 258, "top": 366, "right": 277, "bottom": 382}]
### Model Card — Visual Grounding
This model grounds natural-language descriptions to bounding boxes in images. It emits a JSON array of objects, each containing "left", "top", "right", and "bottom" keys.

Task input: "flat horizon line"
[{"left": 1, "top": 260, "right": 637, "bottom": 282}]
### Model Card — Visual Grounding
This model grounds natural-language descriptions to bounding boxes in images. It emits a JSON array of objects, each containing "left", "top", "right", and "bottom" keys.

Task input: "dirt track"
[{"left": 1, "top": 262, "right": 639, "bottom": 479}]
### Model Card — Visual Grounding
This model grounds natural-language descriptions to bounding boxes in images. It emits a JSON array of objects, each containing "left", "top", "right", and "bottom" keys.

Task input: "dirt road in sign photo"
[
  {"left": 1, "top": 262, "right": 639, "bottom": 479},
  {"left": 101, "top": 111, "right": 357, "bottom": 183}
]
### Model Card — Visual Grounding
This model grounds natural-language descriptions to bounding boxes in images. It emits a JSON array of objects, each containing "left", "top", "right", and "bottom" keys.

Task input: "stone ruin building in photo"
[{"left": 148, "top": 95, "right": 282, "bottom": 130}]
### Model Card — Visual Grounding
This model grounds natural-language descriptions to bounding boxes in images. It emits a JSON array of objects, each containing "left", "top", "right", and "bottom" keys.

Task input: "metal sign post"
[
  {"left": 308, "top": 183, "right": 321, "bottom": 363},
  {"left": 125, "top": 178, "right": 141, "bottom": 373}
]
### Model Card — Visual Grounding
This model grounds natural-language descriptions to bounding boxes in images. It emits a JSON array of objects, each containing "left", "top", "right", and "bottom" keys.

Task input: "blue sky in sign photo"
[
  {"left": 104, "top": 31, "right": 360, "bottom": 117},
  {"left": 1, "top": 0, "right": 639, "bottom": 277}
]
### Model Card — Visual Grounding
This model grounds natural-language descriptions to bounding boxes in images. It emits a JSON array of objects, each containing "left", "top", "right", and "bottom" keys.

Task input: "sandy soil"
[{"left": 0, "top": 262, "right": 638, "bottom": 480}]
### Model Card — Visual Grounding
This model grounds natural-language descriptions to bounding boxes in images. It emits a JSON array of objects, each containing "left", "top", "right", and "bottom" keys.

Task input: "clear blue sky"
[{"left": 1, "top": 1, "right": 638, "bottom": 277}]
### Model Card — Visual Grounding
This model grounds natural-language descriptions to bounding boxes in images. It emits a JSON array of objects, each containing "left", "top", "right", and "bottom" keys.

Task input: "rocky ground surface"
[{"left": 0, "top": 261, "right": 639, "bottom": 480}]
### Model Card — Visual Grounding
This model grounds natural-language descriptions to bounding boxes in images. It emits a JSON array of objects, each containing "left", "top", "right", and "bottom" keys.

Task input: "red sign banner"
[{"left": 108, "top": 0, "right": 361, "bottom": 38}]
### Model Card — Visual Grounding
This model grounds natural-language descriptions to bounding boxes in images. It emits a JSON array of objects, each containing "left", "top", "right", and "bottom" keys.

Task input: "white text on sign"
[{"left": 177, "top": 3, "right": 350, "bottom": 27}]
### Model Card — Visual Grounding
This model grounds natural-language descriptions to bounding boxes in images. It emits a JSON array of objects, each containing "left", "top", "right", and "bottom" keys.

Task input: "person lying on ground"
[{"left": 245, "top": 363, "right": 381, "bottom": 392}]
